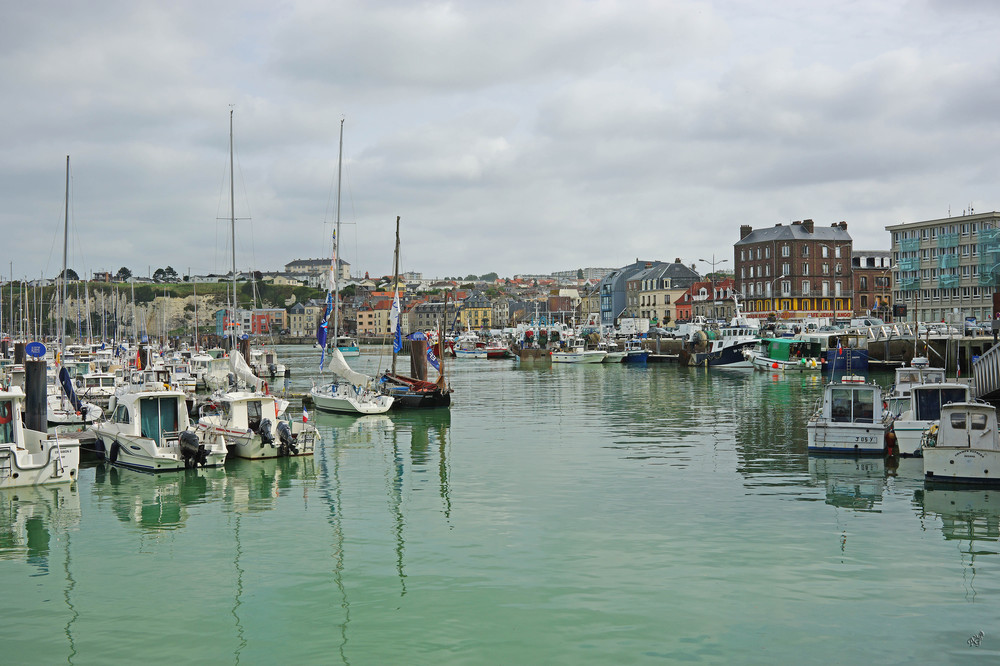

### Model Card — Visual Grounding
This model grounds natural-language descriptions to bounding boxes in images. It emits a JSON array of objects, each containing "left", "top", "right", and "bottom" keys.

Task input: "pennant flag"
[
  {"left": 316, "top": 292, "right": 334, "bottom": 369},
  {"left": 390, "top": 291, "right": 402, "bottom": 353},
  {"left": 426, "top": 341, "right": 440, "bottom": 371}
]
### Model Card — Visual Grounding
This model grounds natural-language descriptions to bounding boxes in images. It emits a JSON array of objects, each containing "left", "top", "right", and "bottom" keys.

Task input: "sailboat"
[
  {"left": 49, "top": 155, "right": 102, "bottom": 425},
  {"left": 309, "top": 119, "right": 394, "bottom": 415},
  {"left": 377, "top": 216, "right": 452, "bottom": 409}
]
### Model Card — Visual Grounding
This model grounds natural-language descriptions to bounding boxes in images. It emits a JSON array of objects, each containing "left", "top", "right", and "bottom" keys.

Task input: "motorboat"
[
  {"left": 597, "top": 340, "right": 627, "bottom": 363},
  {"left": 552, "top": 338, "right": 607, "bottom": 364},
  {"left": 454, "top": 334, "right": 487, "bottom": 359},
  {"left": 622, "top": 338, "right": 649, "bottom": 363},
  {"left": 745, "top": 337, "right": 822, "bottom": 373},
  {"left": 0, "top": 386, "right": 80, "bottom": 488},
  {"left": 198, "top": 390, "right": 317, "bottom": 459},
  {"left": 89, "top": 378, "right": 227, "bottom": 472},
  {"left": 806, "top": 376, "right": 893, "bottom": 454},
  {"left": 890, "top": 382, "right": 971, "bottom": 456},
  {"left": 923, "top": 402, "right": 1000, "bottom": 485},
  {"left": 335, "top": 335, "right": 360, "bottom": 358}
]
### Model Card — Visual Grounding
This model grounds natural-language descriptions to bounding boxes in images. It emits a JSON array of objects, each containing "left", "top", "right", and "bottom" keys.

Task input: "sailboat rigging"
[{"left": 309, "top": 119, "right": 393, "bottom": 415}]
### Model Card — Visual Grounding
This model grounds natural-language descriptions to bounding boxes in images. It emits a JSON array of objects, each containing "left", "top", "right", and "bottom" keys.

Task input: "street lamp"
[
  {"left": 699, "top": 256, "right": 729, "bottom": 321},
  {"left": 768, "top": 274, "right": 787, "bottom": 319}
]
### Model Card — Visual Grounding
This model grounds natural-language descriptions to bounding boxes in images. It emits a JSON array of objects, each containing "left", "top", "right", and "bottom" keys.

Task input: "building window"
[
  {"left": 781, "top": 245, "right": 790, "bottom": 257},
  {"left": 803, "top": 263, "right": 810, "bottom": 276},
  {"left": 765, "top": 246, "right": 771, "bottom": 259},
  {"left": 782, "top": 263, "right": 790, "bottom": 276},
  {"left": 860, "top": 276, "right": 868, "bottom": 290},
  {"left": 802, "top": 280, "right": 811, "bottom": 295},
  {"left": 822, "top": 264, "right": 830, "bottom": 275},
  {"left": 802, "top": 246, "right": 809, "bottom": 257},
  {"left": 821, "top": 246, "right": 829, "bottom": 258}
]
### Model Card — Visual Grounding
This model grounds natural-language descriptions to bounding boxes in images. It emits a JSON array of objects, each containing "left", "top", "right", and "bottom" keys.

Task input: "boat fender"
[
  {"left": 262, "top": 381, "right": 269, "bottom": 395},
  {"left": 884, "top": 428, "right": 897, "bottom": 457},
  {"left": 109, "top": 440, "right": 120, "bottom": 464}
]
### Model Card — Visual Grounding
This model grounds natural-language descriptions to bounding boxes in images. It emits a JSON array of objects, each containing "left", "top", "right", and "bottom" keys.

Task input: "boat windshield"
[
  {"left": 0, "top": 400, "right": 13, "bottom": 444},
  {"left": 830, "top": 387, "right": 875, "bottom": 423},
  {"left": 914, "top": 387, "right": 969, "bottom": 421}
]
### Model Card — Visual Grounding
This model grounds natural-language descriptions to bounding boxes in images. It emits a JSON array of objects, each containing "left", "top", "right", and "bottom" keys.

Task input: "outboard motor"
[
  {"left": 179, "top": 430, "right": 209, "bottom": 468},
  {"left": 257, "top": 418, "right": 275, "bottom": 447},
  {"left": 268, "top": 363, "right": 277, "bottom": 379},
  {"left": 276, "top": 420, "right": 297, "bottom": 457}
]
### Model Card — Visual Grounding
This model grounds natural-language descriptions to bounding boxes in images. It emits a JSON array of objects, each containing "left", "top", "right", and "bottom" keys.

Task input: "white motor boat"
[
  {"left": 89, "top": 380, "right": 227, "bottom": 472},
  {"left": 923, "top": 402, "right": 1000, "bottom": 485},
  {"left": 890, "top": 382, "right": 971, "bottom": 456},
  {"left": 0, "top": 386, "right": 80, "bottom": 488},
  {"left": 198, "top": 390, "right": 317, "bottom": 459},
  {"left": 806, "top": 376, "right": 893, "bottom": 454}
]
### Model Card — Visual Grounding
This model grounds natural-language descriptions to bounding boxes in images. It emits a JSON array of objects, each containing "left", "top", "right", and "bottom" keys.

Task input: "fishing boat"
[
  {"left": 682, "top": 297, "right": 759, "bottom": 368},
  {"left": 198, "top": 390, "right": 317, "bottom": 459},
  {"left": 890, "top": 382, "right": 971, "bottom": 457},
  {"left": 597, "top": 340, "right": 627, "bottom": 363},
  {"left": 806, "top": 376, "right": 893, "bottom": 454},
  {"left": 335, "top": 335, "right": 360, "bottom": 357},
  {"left": 923, "top": 402, "right": 1000, "bottom": 485},
  {"left": 454, "top": 334, "right": 487, "bottom": 359},
  {"left": 622, "top": 338, "right": 649, "bottom": 363},
  {"left": 310, "top": 119, "right": 395, "bottom": 415},
  {"left": 89, "top": 377, "right": 228, "bottom": 471},
  {"left": 744, "top": 337, "right": 822, "bottom": 372},
  {"left": 0, "top": 385, "right": 80, "bottom": 488},
  {"left": 552, "top": 338, "right": 607, "bottom": 364}
]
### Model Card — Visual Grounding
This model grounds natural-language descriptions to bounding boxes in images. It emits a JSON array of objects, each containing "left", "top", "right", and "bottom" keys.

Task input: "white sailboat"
[{"left": 310, "top": 119, "right": 393, "bottom": 415}]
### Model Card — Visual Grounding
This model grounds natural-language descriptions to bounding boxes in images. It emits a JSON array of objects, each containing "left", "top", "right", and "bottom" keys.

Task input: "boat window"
[
  {"left": 113, "top": 404, "right": 130, "bottom": 424},
  {"left": 103, "top": 378, "right": 115, "bottom": 387},
  {"left": 247, "top": 401, "right": 262, "bottom": 430},
  {"left": 86, "top": 378, "right": 100, "bottom": 387},
  {"left": 831, "top": 389, "right": 852, "bottom": 422},
  {"left": 950, "top": 413, "right": 967, "bottom": 430},
  {"left": 0, "top": 400, "right": 14, "bottom": 444},
  {"left": 971, "top": 413, "right": 988, "bottom": 430},
  {"left": 853, "top": 389, "right": 874, "bottom": 423},
  {"left": 898, "top": 371, "right": 919, "bottom": 384},
  {"left": 139, "top": 397, "right": 179, "bottom": 441}
]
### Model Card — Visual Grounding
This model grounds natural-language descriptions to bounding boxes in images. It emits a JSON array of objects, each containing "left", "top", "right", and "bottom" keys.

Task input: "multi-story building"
[
  {"left": 598, "top": 260, "right": 663, "bottom": 326},
  {"left": 686, "top": 278, "right": 737, "bottom": 321},
  {"left": 286, "top": 299, "right": 327, "bottom": 337},
  {"left": 458, "top": 294, "right": 492, "bottom": 330},
  {"left": 285, "top": 258, "right": 350, "bottom": 280},
  {"left": 735, "top": 219, "right": 853, "bottom": 319},
  {"left": 886, "top": 211, "right": 1000, "bottom": 323},
  {"left": 624, "top": 259, "right": 701, "bottom": 324},
  {"left": 408, "top": 301, "right": 451, "bottom": 333},
  {"left": 851, "top": 251, "right": 892, "bottom": 320}
]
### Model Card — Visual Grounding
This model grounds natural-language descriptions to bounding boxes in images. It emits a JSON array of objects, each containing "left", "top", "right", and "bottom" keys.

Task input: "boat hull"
[
  {"left": 310, "top": 385, "right": 394, "bottom": 415},
  {"left": 0, "top": 440, "right": 80, "bottom": 488},
  {"left": 552, "top": 351, "right": 607, "bottom": 363},
  {"left": 807, "top": 421, "right": 888, "bottom": 455},
  {"left": 924, "top": 448, "right": 1000, "bottom": 485},
  {"left": 90, "top": 427, "right": 227, "bottom": 472}
]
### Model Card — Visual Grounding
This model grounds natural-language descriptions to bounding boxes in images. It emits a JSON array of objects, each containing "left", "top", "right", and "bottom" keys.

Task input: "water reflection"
[
  {"left": 91, "top": 465, "right": 227, "bottom": 532},
  {"left": 915, "top": 487, "right": 1000, "bottom": 601},
  {"left": 0, "top": 484, "right": 81, "bottom": 569},
  {"left": 808, "top": 456, "right": 887, "bottom": 511},
  {"left": 224, "top": 456, "right": 317, "bottom": 514}
]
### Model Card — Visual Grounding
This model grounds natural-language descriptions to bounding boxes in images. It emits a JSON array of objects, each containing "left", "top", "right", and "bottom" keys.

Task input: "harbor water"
[{"left": 2, "top": 346, "right": 999, "bottom": 664}]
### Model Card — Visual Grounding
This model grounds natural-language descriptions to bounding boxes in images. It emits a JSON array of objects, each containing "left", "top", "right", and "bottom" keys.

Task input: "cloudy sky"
[{"left": 3, "top": 0, "right": 999, "bottom": 282}]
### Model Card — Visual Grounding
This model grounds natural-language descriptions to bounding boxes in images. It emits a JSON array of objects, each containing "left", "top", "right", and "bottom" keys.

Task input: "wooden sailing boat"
[{"left": 377, "top": 216, "right": 452, "bottom": 409}]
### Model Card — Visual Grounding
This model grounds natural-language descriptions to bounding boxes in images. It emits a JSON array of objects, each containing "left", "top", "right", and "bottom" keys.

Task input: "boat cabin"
[
  {"left": 757, "top": 338, "right": 823, "bottom": 362},
  {"left": 825, "top": 379, "right": 883, "bottom": 424},
  {"left": 927, "top": 403, "right": 998, "bottom": 451}
]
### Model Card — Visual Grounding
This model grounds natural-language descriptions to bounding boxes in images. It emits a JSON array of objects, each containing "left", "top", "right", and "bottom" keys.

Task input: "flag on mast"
[{"left": 390, "top": 291, "right": 402, "bottom": 353}]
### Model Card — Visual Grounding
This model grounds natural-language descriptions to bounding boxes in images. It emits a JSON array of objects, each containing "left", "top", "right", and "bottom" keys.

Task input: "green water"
[{"left": 2, "top": 347, "right": 999, "bottom": 664}]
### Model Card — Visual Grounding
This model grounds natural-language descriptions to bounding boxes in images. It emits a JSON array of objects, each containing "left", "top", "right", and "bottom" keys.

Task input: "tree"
[
  {"left": 115, "top": 267, "right": 132, "bottom": 281},
  {"left": 252, "top": 270, "right": 263, "bottom": 282},
  {"left": 58, "top": 268, "right": 79, "bottom": 281},
  {"left": 481, "top": 272, "right": 499, "bottom": 282},
  {"left": 464, "top": 274, "right": 478, "bottom": 282},
  {"left": 152, "top": 268, "right": 166, "bottom": 281},
  {"left": 577, "top": 268, "right": 584, "bottom": 279},
  {"left": 163, "top": 266, "right": 179, "bottom": 281}
]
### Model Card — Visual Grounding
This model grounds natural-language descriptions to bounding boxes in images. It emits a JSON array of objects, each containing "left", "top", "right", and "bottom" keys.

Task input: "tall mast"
[
  {"left": 333, "top": 118, "right": 344, "bottom": 345},
  {"left": 193, "top": 281, "right": 199, "bottom": 351},
  {"left": 391, "top": 215, "right": 401, "bottom": 375},
  {"left": 61, "top": 155, "right": 69, "bottom": 355},
  {"left": 229, "top": 109, "right": 237, "bottom": 349}
]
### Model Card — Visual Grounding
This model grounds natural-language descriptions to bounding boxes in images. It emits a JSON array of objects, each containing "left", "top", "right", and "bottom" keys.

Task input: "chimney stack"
[
  {"left": 802, "top": 219, "right": 814, "bottom": 233},
  {"left": 740, "top": 224, "right": 753, "bottom": 239}
]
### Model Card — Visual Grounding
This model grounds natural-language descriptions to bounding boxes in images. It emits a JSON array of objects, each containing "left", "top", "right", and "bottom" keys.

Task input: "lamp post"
[
  {"left": 699, "top": 255, "right": 729, "bottom": 321},
  {"left": 767, "top": 274, "right": 787, "bottom": 318}
]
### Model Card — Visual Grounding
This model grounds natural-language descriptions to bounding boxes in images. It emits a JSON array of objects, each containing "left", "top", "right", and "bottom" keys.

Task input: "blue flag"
[
  {"left": 316, "top": 292, "right": 333, "bottom": 369},
  {"left": 390, "top": 291, "right": 402, "bottom": 353},
  {"left": 407, "top": 331, "right": 440, "bottom": 371}
]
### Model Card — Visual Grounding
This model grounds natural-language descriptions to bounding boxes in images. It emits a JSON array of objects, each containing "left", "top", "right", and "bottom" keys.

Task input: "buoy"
[{"left": 772, "top": 362, "right": 779, "bottom": 369}]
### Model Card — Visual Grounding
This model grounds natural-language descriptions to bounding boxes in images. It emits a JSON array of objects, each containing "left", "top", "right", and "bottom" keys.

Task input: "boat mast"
[
  {"left": 193, "top": 280, "right": 199, "bottom": 351},
  {"left": 333, "top": 118, "right": 344, "bottom": 348},
  {"left": 229, "top": 109, "right": 237, "bottom": 351},
  {"left": 60, "top": 155, "right": 69, "bottom": 358},
  {"left": 391, "top": 215, "right": 401, "bottom": 375}
]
